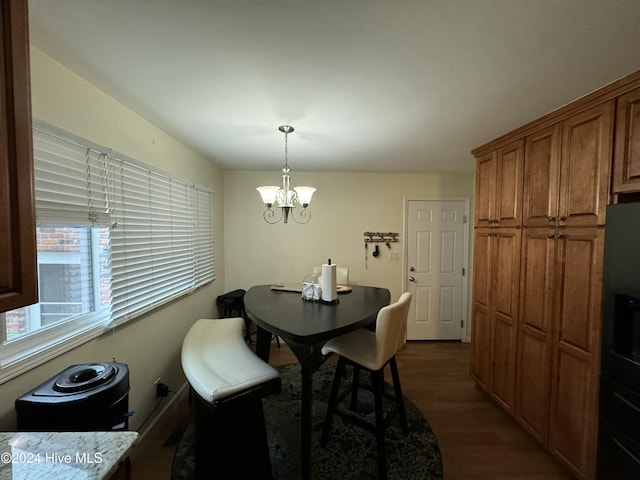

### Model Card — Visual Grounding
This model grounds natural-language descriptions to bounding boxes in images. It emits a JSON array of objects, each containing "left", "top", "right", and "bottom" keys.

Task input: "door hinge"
[
  {"left": 462, "top": 267, "right": 466, "bottom": 276},
  {"left": 463, "top": 215, "right": 468, "bottom": 224},
  {"left": 461, "top": 319, "right": 464, "bottom": 328}
]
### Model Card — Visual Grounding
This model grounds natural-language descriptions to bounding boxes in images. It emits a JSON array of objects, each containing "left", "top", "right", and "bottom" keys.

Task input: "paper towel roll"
[{"left": 321, "top": 263, "right": 337, "bottom": 302}]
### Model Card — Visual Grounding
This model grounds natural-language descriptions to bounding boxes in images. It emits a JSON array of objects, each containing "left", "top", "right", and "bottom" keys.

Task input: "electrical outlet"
[{"left": 156, "top": 383, "right": 169, "bottom": 397}]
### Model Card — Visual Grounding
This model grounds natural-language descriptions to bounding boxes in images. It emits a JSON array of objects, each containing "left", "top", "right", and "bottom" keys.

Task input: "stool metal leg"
[
  {"left": 320, "top": 357, "right": 345, "bottom": 446},
  {"left": 389, "top": 356, "right": 408, "bottom": 435},
  {"left": 350, "top": 366, "right": 360, "bottom": 410}
]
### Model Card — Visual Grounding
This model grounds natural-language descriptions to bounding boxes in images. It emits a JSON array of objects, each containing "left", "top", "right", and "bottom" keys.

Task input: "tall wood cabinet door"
[
  {"left": 612, "top": 86, "right": 640, "bottom": 194},
  {"left": 470, "top": 229, "right": 493, "bottom": 390},
  {"left": 0, "top": 0, "right": 37, "bottom": 313},
  {"left": 558, "top": 102, "right": 613, "bottom": 227},
  {"left": 494, "top": 140, "right": 524, "bottom": 227},
  {"left": 474, "top": 152, "right": 497, "bottom": 227},
  {"left": 470, "top": 228, "right": 521, "bottom": 408},
  {"left": 489, "top": 228, "right": 521, "bottom": 412},
  {"left": 522, "top": 124, "right": 562, "bottom": 227},
  {"left": 515, "top": 228, "right": 557, "bottom": 443},
  {"left": 549, "top": 227, "right": 604, "bottom": 479}
]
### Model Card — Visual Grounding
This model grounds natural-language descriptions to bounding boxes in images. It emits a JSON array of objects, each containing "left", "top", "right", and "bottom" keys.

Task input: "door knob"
[
  {"left": 409, "top": 276, "right": 415, "bottom": 282},
  {"left": 409, "top": 267, "right": 415, "bottom": 272}
]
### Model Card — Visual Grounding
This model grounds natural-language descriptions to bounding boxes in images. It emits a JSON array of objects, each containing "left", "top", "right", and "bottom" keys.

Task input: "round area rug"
[{"left": 171, "top": 361, "right": 443, "bottom": 480}]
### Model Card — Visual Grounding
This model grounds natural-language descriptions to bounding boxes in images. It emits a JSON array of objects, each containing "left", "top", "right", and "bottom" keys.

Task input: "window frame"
[{"left": 0, "top": 120, "right": 215, "bottom": 384}]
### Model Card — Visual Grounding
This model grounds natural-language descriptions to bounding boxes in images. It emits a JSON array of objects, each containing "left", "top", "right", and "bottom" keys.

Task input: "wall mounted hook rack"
[{"left": 363, "top": 231, "right": 399, "bottom": 244}]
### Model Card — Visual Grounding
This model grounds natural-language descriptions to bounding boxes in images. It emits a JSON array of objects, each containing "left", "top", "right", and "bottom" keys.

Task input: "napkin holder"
[{"left": 301, "top": 275, "right": 321, "bottom": 301}]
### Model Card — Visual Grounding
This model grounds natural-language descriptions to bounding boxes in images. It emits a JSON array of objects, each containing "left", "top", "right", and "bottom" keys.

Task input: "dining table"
[{"left": 244, "top": 283, "right": 391, "bottom": 480}]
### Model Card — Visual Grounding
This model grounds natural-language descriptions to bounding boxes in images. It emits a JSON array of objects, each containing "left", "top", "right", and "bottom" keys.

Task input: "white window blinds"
[
  {"left": 32, "top": 122, "right": 215, "bottom": 326},
  {"left": 33, "top": 128, "right": 110, "bottom": 226},
  {"left": 194, "top": 186, "right": 215, "bottom": 287}
]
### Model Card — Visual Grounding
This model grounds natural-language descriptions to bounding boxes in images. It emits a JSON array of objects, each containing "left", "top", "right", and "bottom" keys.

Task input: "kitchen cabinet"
[
  {"left": 470, "top": 68, "right": 640, "bottom": 479},
  {"left": 516, "top": 227, "right": 604, "bottom": 477},
  {"left": 474, "top": 140, "right": 523, "bottom": 227},
  {"left": 612, "top": 86, "right": 640, "bottom": 194},
  {"left": 515, "top": 227, "right": 556, "bottom": 444},
  {"left": 522, "top": 124, "right": 562, "bottom": 227},
  {"left": 0, "top": 0, "right": 37, "bottom": 313},
  {"left": 548, "top": 227, "right": 604, "bottom": 478},
  {"left": 523, "top": 102, "right": 613, "bottom": 228},
  {"left": 470, "top": 228, "right": 521, "bottom": 413}
]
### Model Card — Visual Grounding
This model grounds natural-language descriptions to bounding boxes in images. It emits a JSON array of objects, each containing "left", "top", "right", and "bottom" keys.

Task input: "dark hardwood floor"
[{"left": 129, "top": 341, "right": 574, "bottom": 479}]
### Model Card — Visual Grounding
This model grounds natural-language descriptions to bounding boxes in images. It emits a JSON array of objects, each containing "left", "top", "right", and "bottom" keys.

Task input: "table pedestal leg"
[
  {"left": 284, "top": 341, "right": 325, "bottom": 480},
  {"left": 256, "top": 325, "right": 272, "bottom": 362}
]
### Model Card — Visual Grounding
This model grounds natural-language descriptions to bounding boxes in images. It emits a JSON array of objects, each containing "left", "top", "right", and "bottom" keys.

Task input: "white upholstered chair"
[{"left": 319, "top": 292, "right": 412, "bottom": 480}]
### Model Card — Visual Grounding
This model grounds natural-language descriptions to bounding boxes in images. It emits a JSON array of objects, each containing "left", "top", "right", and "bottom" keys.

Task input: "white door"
[{"left": 406, "top": 199, "right": 467, "bottom": 340}]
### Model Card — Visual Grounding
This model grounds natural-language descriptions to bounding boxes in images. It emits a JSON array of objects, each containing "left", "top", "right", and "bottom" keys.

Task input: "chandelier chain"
[{"left": 284, "top": 129, "right": 289, "bottom": 169}]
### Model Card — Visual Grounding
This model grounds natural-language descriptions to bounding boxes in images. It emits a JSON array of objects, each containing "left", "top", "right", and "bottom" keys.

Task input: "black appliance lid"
[{"left": 53, "top": 363, "right": 117, "bottom": 393}]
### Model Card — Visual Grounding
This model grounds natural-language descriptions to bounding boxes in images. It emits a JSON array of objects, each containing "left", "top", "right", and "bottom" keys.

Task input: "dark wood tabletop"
[{"left": 244, "top": 284, "right": 391, "bottom": 345}]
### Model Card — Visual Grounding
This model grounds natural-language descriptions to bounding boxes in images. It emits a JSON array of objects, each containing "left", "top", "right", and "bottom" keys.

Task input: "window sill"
[{"left": 0, "top": 323, "right": 108, "bottom": 385}]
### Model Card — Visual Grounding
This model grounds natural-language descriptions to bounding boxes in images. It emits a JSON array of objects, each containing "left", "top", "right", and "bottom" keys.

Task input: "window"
[
  {"left": 5, "top": 227, "right": 110, "bottom": 342},
  {"left": 0, "top": 122, "right": 215, "bottom": 382}
]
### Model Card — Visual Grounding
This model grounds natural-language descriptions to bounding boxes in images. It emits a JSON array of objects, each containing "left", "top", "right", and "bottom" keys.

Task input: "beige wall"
[
  {"left": 1, "top": 46, "right": 477, "bottom": 432},
  {"left": 224, "top": 170, "right": 475, "bottom": 306},
  {"left": 0, "top": 47, "right": 226, "bottom": 430}
]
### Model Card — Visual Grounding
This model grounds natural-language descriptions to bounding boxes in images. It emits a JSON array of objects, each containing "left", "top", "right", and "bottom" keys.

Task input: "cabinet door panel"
[
  {"left": 550, "top": 227, "right": 603, "bottom": 479},
  {"left": 550, "top": 347, "right": 598, "bottom": 478},
  {"left": 519, "top": 229, "right": 556, "bottom": 333},
  {"left": 516, "top": 327, "right": 551, "bottom": 442},
  {"left": 490, "top": 229, "right": 521, "bottom": 412},
  {"left": 474, "top": 152, "right": 497, "bottom": 226},
  {"left": 556, "top": 228, "right": 604, "bottom": 353},
  {"left": 613, "top": 86, "right": 640, "bottom": 193},
  {"left": 471, "top": 302, "right": 492, "bottom": 391},
  {"left": 523, "top": 124, "right": 562, "bottom": 227},
  {"left": 472, "top": 230, "right": 493, "bottom": 308},
  {"left": 559, "top": 102, "right": 613, "bottom": 226},
  {"left": 0, "top": 0, "right": 37, "bottom": 313},
  {"left": 470, "top": 229, "right": 493, "bottom": 390},
  {"left": 492, "top": 314, "right": 517, "bottom": 412},
  {"left": 492, "top": 230, "right": 521, "bottom": 318},
  {"left": 495, "top": 140, "right": 524, "bottom": 227},
  {"left": 516, "top": 228, "right": 556, "bottom": 442}
]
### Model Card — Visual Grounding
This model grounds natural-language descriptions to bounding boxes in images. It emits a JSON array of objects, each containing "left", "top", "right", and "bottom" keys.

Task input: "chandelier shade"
[
  {"left": 257, "top": 125, "right": 316, "bottom": 224},
  {"left": 256, "top": 186, "right": 280, "bottom": 206}
]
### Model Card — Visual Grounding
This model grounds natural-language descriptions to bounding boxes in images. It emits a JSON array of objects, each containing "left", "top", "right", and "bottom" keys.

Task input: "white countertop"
[{"left": 0, "top": 431, "right": 138, "bottom": 480}]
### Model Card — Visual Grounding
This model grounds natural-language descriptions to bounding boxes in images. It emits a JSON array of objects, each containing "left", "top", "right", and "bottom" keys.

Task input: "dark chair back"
[{"left": 216, "top": 289, "right": 247, "bottom": 318}]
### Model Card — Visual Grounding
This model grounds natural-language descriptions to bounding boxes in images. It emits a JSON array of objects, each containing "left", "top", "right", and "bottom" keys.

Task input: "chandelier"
[{"left": 257, "top": 125, "right": 316, "bottom": 224}]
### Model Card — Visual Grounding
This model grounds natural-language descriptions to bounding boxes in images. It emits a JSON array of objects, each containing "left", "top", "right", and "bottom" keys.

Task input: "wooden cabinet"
[
  {"left": 522, "top": 124, "right": 562, "bottom": 227},
  {"left": 523, "top": 102, "right": 613, "bottom": 228},
  {"left": 612, "top": 86, "right": 640, "bottom": 194},
  {"left": 471, "top": 228, "right": 521, "bottom": 413},
  {"left": 474, "top": 140, "right": 524, "bottom": 227},
  {"left": 548, "top": 227, "right": 604, "bottom": 478},
  {"left": 516, "top": 227, "right": 604, "bottom": 477},
  {"left": 0, "top": 0, "right": 37, "bottom": 313},
  {"left": 515, "top": 228, "right": 556, "bottom": 443},
  {"left": 470, "top": 69, "right": 638, "bottom": 478}
]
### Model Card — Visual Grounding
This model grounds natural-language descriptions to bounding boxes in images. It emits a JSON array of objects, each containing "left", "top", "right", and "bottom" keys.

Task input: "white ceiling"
[{"left": 28, "top": 0, "right": 640, "bottom": 174}]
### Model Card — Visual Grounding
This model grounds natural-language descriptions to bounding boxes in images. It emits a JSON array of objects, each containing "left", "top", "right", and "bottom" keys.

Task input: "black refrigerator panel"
[{"left": 598, "top": 202, "right": 640, "bottom": 479}]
